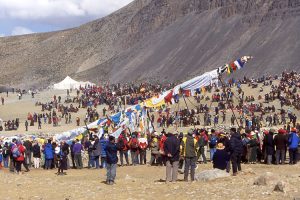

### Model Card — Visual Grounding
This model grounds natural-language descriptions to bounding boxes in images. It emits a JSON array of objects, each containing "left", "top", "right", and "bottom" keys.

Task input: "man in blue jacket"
[
  {"left": 44, "top": 139, "right": 54, "bottom": 170},
  {"left": 288, "top": 128, "right": 300, "bottom": 165},
  {"left": 105, "top": 136, "right": 118, "bottom": 185}
]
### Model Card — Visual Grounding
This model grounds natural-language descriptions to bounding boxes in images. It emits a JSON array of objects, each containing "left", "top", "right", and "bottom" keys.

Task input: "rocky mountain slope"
[{"left": 0, "top": 0, "right": 300, "bottom": 88}]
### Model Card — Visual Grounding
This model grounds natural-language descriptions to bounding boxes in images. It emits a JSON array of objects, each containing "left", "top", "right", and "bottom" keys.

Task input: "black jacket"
[
  {"left": 229, "top": 133, "right": 243, "bottom": 155},
  {"left": 164, "top": 134, "right": 180, "bottom": 162},
  {"left": 32, "top": 144, "right": 41, "bottom": 158},
  {"left": 213, "top": 149, "right": 230, "bottom": 170}
]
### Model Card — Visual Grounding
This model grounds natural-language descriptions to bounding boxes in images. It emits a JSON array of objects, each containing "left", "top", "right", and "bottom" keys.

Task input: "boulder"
[
  {"left": 253, "top": 172, "right": 276, "bottom": 186},
  {"left": 195, "top": 169, "right": 230, "bottom": 181},
  {"left": 274, "top": 181, "right": 285, "bottom": 192}
]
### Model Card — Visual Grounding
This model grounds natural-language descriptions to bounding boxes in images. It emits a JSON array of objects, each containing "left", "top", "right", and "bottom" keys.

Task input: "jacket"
[
  {"left": 92, "top": 139, "right": 101, "bottom": 157},
  {"left": 274, "top": 133, "right": 288, "bottom": 150},
  {"left": 44, "top": 143, "right": 54, "bottom": 159},
  {"left": 15, "top": 144, "right": 26, "bottom": 162},
  {"left": 288, "top": 132, "right": 300, "bottom": 149},
  {"left": 181, "top": 134, "right": 198, "bottom": 157},
  {"left": 264, "top": 133, "right": 275, "bottom": 155},
  {"left": 100, "top": 139, "right": 109, "bottom": 157},
  {"left": 32, "top": 144, "right": 41, "bottom": 158},
  {"left": 106, "top": 142, "right": 118, "bottom": 164},
  {"left": 229, "top": 133, "right": 243, "bottom": 155},
  {"left": 213, "top": 149, "right": 230, "bottom": 170},
  {"left": 164, "top": 134, "right": 180, "bottom": 162}
]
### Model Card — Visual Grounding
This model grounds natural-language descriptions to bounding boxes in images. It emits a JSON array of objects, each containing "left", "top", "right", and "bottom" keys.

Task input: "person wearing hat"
[
  {"left": 263, "top": 129, "right": 275, "bottom": 165},
  {"left": 274, "top": 129, "right": 288, "bottom": 165},
  {"left": 181, "top": 129, "right": 199, "bottom": 181},
  {"left": 105, "top": 136, "right": 118, "bottom": 185},
  {"left": 288, "top": 128, "right": 299, "bottom": 165},
  {"left": 213, "top": 143, "right": 230, "bottom": 171},
  {"left": 164, "top": 132, "right": 180, "bottom": 182},
  {"left": 248, "top": 131, "right": 259, "bottom": 164}
]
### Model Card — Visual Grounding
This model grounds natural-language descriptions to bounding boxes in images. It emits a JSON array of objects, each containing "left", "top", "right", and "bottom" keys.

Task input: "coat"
[
  {"left": 229, "top": 133, "right": 243, "bottom": 155},
  {"left": 274, "top": 134, "right": 288, "bottom": 150},
  {"left": 92, "top": 139, "right": 101, "bottom": 157},
  {"left": 181, "top": 134, "right": 198, "bottom": 158},
  {"left": 100, "top": 139, "right": 109, "bottom": 157},
  {"left": 15, "top": 144, "right": 25, "bottom": 162},
  {"left": 32, "top": 144, "right": 41, "bottom": 158},
  {"left": 288, "top": 132, "right": 300, "bottom": 149},
  {"left": 44, "top": 143, "right": 54, "bottom": 159},
  {"left": 105, "top": 142, "right": 118, "bottom": 164},
  {"left": 264, "top": 133, "right": 275, "bottom": 155},
  {"left": 164, "top": 134, "right": 180, "bottom": 162},
  {"left": 213, "top": 149, "right": 230, "bottom": 170}
]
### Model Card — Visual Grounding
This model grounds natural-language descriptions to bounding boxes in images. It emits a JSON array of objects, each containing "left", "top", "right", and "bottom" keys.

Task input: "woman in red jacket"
[{"left": 14, "top": 142, "right": 26, "bottom": 174}]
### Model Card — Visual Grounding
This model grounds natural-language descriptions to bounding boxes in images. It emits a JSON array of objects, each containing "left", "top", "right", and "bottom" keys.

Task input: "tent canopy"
[{"left": 53, "top": 76, "right": 94, "bottom": 90}]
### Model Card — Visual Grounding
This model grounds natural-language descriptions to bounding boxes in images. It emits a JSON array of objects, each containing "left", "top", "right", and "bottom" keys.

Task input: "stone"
[
  {"left": 253, "top": 172, "right": 276, "bottom": 186},
  {"left": 241, "top": 168, "right": 255, "bottom": 175},
  {"left": 195, "top": 169, "right": 230, "bottom": 181},
  {"left": 274, "top": 181, "right": 285, "bottom": 192}
]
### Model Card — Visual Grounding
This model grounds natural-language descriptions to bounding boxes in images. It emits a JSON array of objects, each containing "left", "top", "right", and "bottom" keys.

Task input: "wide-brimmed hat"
[{"left": 216, "top": 143, "right": 225, "bottom": 150}]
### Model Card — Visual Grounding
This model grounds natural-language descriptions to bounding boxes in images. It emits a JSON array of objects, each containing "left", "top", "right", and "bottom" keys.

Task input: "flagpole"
[{"left": 218, "top": 75, "right": 240, "bottom": 127}]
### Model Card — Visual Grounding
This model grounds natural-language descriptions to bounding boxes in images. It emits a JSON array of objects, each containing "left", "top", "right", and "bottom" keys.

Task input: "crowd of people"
[
  {"left": 0, "top": 125, "right": 299, "bottom": 184},
  {"left": 1, "top": 71, "right": 300, "bottom": 185}
]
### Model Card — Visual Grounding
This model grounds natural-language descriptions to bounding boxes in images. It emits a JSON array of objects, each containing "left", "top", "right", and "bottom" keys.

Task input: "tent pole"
[{"left": 218, "top": 75, "right": 240, "bottom": 127}]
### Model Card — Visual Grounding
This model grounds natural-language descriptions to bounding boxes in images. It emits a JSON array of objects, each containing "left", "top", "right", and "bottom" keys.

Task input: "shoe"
[{"left": 232, "top": 173, "right": 237, "bottom": 176}]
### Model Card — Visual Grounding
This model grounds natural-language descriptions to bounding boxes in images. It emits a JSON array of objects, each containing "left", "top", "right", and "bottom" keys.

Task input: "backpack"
[
  {"left": 116, "top": 139, "right": 125, "bottom": 150},
  {"left": 130, "top": 138, "right": 138, "bottom": 149},
  {"left": 139, "top": 142, "right": 147, "bottom": 150},
  {"left": 12, "top": 145, "right": 21, "bottom": 158},
  {"left": 210, "top": 137, "right": 217, "bottom": 147}
]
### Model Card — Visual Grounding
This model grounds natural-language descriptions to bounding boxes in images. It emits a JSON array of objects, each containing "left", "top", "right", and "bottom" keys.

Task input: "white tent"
[{"left": 53, "top": 76, "right": 94, "bottom": 90}]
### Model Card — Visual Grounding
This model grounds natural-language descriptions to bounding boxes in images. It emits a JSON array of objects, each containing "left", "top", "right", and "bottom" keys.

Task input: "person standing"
[
  {"left": 288, "top": 128, "right": 300, "bottom": 165},
  {"left": 13, "top": 141, "right": 26, "bottom": 174},
  {"left": 25, "top": 120, "right": 28, "bottom": 131},
  {"left": 23, "top": 140, "right": 32, "bottom": 168},
  {"left": 209, "top": 130, "right": 217, "bottom": 162},
  {"left": 264, "top": 129, "right": 275, "bottom": 165},
  {"left": 164, "top": 132, "right": 180, "bottom": 183},
  {"left": 2, "top": 142, "right": 10, "bottom": 168},
  {"left": 73, "top": 139, "right": 83, "bottom": 169},
  {"left": 274, "top": 129, "right": 288, "bottom": 165},
  {"left": 138, "top": 135, "right": 148, "bottom": 165},
  {"left": 229, "top": 128, "right": 243, "bottom": 176},
  {"left": 181, "top": 130, "right": 199, "bottom": 182},
  {"left": 93, "top": 138, "right": 101, "bottom": 169},
  {"left": 100, "top": 134, "right": 109, "bottom": 168},
  {"left": 105, "top": 136, "right": 118, "bottom": 185},
  {"left": 1, "top": 97, "right": 4, "bottom": 105},
  {"left": 32, "top": 141, "right": 41, "bottom": 168},
  {"left": 44, "top": 140, "right": 54, "bottom": 170}
]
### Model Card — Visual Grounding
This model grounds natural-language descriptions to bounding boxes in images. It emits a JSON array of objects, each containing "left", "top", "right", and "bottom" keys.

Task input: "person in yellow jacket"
[{"left": 180, "top": 129, "right": 199, "bottom": 181}]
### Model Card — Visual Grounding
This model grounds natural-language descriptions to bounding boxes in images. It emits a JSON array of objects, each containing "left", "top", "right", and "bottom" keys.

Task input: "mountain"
[{"left": 0, "top": 0, "right": 300, "bottom": 88}]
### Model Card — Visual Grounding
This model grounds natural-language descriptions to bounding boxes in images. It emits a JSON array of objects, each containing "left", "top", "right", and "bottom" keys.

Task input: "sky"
[{"left": 0, "top": 0, "right": 133, "bottom": 37}]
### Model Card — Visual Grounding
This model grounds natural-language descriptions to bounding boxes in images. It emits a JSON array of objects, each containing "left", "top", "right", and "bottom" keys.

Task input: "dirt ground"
[{"left": 0, "top": 162, "right": 300, "bottom": 200}]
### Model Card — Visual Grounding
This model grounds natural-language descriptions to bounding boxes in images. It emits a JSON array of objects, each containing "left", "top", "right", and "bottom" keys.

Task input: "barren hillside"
[{"left": 0, "top": 0, "right": 300, "bottom": 88}]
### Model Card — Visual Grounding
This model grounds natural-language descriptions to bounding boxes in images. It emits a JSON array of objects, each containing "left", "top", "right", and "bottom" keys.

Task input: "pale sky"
[{"left": 0, "top": 0, "right": 133, "bottom": 37}]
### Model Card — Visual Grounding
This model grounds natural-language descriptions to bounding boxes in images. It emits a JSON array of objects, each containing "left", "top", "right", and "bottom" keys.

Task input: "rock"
[
  {"left": 195, "top": 169, "right": 230, "bottom": 181},
  {"left": 241, "top": 168, "right": 255, "bottom": 175},
  {"left": 253, "top": 172, "right": 276, "bottom": 186},
  {"left": 274, "top": 181, "right": 285, "bottom": 192}
]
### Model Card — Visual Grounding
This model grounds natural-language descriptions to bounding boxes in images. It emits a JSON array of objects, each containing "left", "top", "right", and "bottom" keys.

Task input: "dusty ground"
[{"left": 0, "top": 162, "right": 300, "bottom": 200}]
